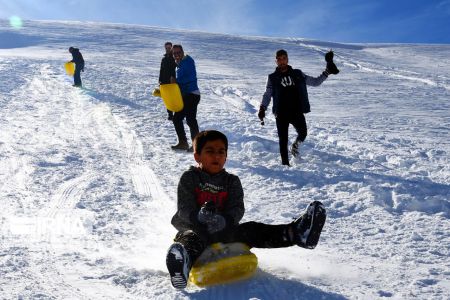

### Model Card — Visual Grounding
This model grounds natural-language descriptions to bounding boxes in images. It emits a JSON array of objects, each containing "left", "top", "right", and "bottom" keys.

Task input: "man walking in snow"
[
  {"left": 159, "top": 42, "right": 177, "bottom": 120},
  {"left": 170, "top": 44, "right": 201, "bottom": 151},
  {"left": 68, "top": 47, "right": 84, "bottom": 87},
  {"left": 258, "top": 49, "right": 339, "bottom": 166}
]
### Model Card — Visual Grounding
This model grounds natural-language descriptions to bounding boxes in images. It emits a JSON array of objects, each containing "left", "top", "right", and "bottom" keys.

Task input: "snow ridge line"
[{"left": 293, "top": 40, "right": 450, "bottom": 91}]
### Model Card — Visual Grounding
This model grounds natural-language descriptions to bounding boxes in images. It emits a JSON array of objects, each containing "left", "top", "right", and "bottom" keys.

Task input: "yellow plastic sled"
[
  {"left": 64, "top": 62, "right": 75, "bottom": 76},
  {"left": 159, "top": 83, "right": 184, "bottom": 112},
  {"left": 189, "top": 242, "right": 258, "bottom": 287}
]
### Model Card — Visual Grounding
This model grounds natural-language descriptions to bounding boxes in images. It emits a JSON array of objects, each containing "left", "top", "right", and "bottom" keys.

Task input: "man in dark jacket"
[
  {"left": 159, "top": 42, "right": 177, "bottom": 120},
  {"left": 259, "top": 49, "right": 339, "bottom": 166},
  {"left": 69, "top": 47, "right": 84, "bottom": 87}
]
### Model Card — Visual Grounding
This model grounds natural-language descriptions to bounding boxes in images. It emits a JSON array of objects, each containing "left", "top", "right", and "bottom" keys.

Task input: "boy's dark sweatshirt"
[{"left": 171, "top": 166, "right": 245, "bottom": 239}]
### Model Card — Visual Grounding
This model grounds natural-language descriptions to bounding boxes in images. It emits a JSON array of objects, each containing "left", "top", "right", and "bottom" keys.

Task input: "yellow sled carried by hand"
[
  {"left": 189, "top": 242, "right": 258, "bottom": 287},
  {"left": 64, "top": 62, "right": 75, "bottom": 76},
  {"left": 152, "top": 83, "right": 184, "bottom": 112}
]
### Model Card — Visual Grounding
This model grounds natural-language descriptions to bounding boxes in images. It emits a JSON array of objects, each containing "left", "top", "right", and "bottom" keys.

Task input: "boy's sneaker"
[
  {"left": 292, "top": 201, "right": 326, "bottom": 249},
  {"left": 166, "top": 242, "right": 191, "bottom": 289}
]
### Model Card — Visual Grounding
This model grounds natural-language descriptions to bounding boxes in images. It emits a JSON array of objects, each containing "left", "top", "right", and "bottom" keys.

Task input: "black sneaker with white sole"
[
  {"left": 292, "top": 201, "right": 326, "bottom": 249},
  {"left": 166, "top": 242, "right": 191, "bottom": 289}
]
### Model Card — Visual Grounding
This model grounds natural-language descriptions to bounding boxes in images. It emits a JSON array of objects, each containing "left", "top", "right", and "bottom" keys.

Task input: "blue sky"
[{"left": 1, "top": 0, "right": 450, "bottom": 43}]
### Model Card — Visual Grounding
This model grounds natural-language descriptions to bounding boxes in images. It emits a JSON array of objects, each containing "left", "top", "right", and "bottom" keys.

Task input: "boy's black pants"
[
  {"left": 173, "top": 93, "right": 200, "bottom": 142},
  {"left": 276, "top": 113, "right": 307, "bottom": 164},
  {"left": 174, "top": 221, "right": 294, "bottom": 263}
]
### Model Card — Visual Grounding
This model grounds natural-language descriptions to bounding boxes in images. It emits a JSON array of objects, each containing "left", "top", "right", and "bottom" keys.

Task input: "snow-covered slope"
[{"left": 1, "top": 20, "right": 449, "bottom": 299}]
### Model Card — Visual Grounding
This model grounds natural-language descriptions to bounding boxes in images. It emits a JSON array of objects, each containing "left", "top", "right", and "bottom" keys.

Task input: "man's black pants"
[
  {"left": 276, "top": 113, "right": 307, "bottom": 164},
  {"left": 173, "top": 93, "right": 200, "bottom": 142}
]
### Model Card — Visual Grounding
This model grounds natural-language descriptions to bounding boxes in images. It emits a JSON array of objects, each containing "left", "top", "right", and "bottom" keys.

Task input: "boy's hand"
[
  {"left": 197, "top": 201, "right": 216, "bottom": 222},
  {"left": 205, "top": 214, "right": 226, "bottom": 233},
  {"left": 197, "top": 201, "right": 226, "bottom": 233}
]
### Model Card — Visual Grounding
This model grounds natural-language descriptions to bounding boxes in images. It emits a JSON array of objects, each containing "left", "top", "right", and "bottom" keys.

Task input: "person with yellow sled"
[
  {"left": 158, "top": 42, "right": 177, "bottom": 120},
  {"left": 166, "top": 130, "right": 327, "bottom": 289},
  {"left": 68, "top": 47, "right": 84, "bottom": 87},
  {"left": 170, "top": 44, "right": 201, "bottom": 151}
]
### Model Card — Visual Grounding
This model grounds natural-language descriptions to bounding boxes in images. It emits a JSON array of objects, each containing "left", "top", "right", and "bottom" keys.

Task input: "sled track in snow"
[
  {"left": 12, "top": 65, "right": 101, "bottom": 300},
  {"left": 210, "top": 85, "right": 257, "bottom": 114},
  {"left": 44, "top": 172, "right": 95, "bottom": 219},
  {"left": 90, "top": 101, "right": 172, "bottom": 204},
  {"left": 28, "top": 175, "right": 95, "bottom": 298}
]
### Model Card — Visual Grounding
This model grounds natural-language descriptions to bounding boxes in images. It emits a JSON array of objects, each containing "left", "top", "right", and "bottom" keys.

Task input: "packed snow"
[{"left": 0, "top": 20, "right": 449, "bottom": 299}]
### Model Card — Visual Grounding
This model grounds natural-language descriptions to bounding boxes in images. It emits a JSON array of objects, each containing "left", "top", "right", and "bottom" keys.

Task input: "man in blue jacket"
[
  {"left": 259, "top": 49, "right": 339, "bottom": 166},
  {"left": 170, "top": 44, "right": 201, "bottom": 151},
  {"left": 69, "top": 47, "right": 84, "bottom": 87}
]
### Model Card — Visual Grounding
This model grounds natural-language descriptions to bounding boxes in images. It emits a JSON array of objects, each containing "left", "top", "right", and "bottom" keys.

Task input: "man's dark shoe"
[
  {"left": 171, "top": 140, "right": 189, "bottom": 150},
  {"left": 325, "top": 50, "right": 334, "bottom": 63},
  {"left": 325, "top": 50, "right": 339, "bottom": 75},
  {"left": 290, "top": 139, "right": 302, "bottom": 158},
  {"left": 326, "top": 61, "right": 340, "bottom": 75}
]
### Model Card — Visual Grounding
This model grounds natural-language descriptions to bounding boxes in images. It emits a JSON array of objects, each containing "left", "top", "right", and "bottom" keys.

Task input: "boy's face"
[{"left": 194, "top": 139, "right": 227, "bottom": 175}]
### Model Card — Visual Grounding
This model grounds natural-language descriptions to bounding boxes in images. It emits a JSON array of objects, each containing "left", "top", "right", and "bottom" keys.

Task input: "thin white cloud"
[
  {"left": 144, "top": 0, "right": 258, "bottom": 35},
  {"left": 437, "top": 0, "right": 450, "bottom": 14},
  {"left": 1, "top": 0, "right": 448, "bottom": 43},
  {"left": 280, "top": 1, "right": 379, "bottom": 41}
]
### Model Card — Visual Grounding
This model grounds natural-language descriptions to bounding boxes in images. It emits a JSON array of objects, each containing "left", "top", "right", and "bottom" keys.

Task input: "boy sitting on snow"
[{"left": 166, "top": 130, "right": 327, "bottom": 289}]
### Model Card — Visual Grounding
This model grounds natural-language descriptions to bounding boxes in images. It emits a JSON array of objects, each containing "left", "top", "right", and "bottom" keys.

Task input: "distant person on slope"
[
  {"left": 159, "top": 41, "right": 177, "bottom": 120},
  {"left": 68, "top": 47, "right": 85, "bottom": 87},
  {"left": 166, "top": 130, "right": 327, "bottom": 289},
  {"left": 170, "top": 44, "right": 201, "bottom": 151},
  {"left": 258, "top": 49, "right": 339, "bottom": 166}
]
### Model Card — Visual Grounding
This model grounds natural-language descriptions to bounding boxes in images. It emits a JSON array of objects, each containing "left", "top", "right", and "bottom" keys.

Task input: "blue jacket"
[
  {"left": 176, "top": 55, "right": 200, "bottom": 95},
  {"left": 261, "top": 66, "right": 327, "bottom": 115}
]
